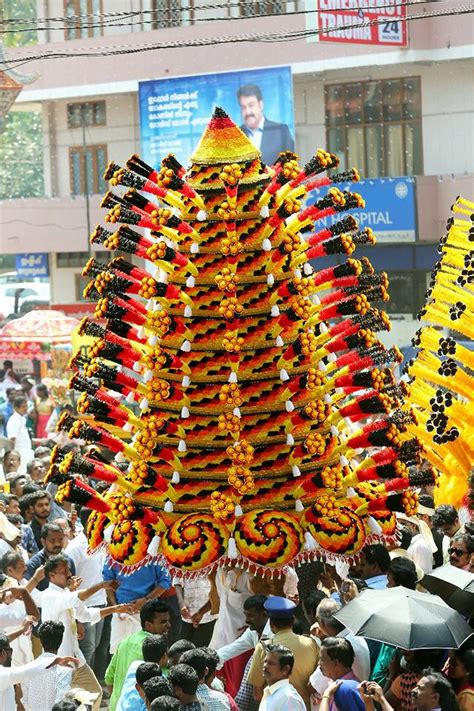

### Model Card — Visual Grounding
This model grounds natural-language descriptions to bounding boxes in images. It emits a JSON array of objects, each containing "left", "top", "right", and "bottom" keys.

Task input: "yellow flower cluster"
[
  {"left": 292, "top": 276, "right": 314, "bottom": 297},
  {"left": 103, "top": 232, "right": 121, "bottom": 249},
  {"left": 314, "top": 494, "right": 338, "bottom": 516},
  {"left": 304, "top": 399, "right": 331, "bottom": 422},
  {"left": 145, "top": 309, "right": 171, "bottom": 336},
  {"left": 290, "top": 296, "right": 313, "bottom": 321},
  {"left": 402, "top": 490, "right": 418, "bottom": 517},
  {"left": 219, "top": 163, "right": 243, "bottom": 186},
  {"left": 128, "top": 461, "right": 150, "bottom": 486},
  {"left": 321, "top": 465, "right": 343, "bottom": 490},
  {"left": 227, "top": 465, "right": 254, "bottom": 494},
  {"left": 304, "top": 433, "right": 329, "bottom": 456},
  {"left": 150, "top": 207, "right": 172, "bottom": 226},
  {"left": 299, "top": 329, "right": 318, "bottom": 356},
  {"left": 281, "top": 232, "right": 301, "bottom": 254},
  {"left": 134, "top": 416, "right": 165, "bottom": 458},
  {"left": 156, "top": 168, "right": 176, "bottom": 188},
  {"left": 223, "top": 331, "right": 244, "bottom": 353},
  {"left": 146, "top": 241, "right": 170, "bottom": 262},
  {"left": 218, "top": 296, "right": 243, "bottom": 319},
  {"left": 221, "top": 235, "right": 243, "bottom": 257},
  {"left": 219, "top": 383, "right": 243, "bottom": 406},
  {"left": 145, "top": 377, "right": 171, "bottom": 401},
  {"left": 139, "top": 276, "right": 158, "bottom": 299},
  {"left": 218, "top": 412, "right": 241, "bottom": 434},
  {"left": 110, "top": 494, "right": 136, "bottom": 523},
  {"left": 281, "top": 159, "right": 300, "bottom": 180},
  {"left": 306, "top": 368, "right": 327, "bottom": 390},
  {"left": 226, "top": 439, "right": 254, "bottom": 465},
  {"left": 215, "top": 267, "right": 240, "bottom": 291},
  {"left": 217, "top": 201, "right": 237, "bottom": 221},
  {"left": 210, "top": 491, "right": 235, "bottom": 519},
  {"left": 141, "top": 347, "right": 168, "bottom": 372}
]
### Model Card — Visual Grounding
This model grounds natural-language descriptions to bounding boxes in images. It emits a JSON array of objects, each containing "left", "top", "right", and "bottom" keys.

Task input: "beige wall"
[{"left": 2, "top": 58, "right": 473, "bottom": 258}]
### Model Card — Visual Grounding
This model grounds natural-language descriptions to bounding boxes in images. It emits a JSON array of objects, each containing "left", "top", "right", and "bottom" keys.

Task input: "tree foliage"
[
  {"left": 2, "top": 0, "right": 38, "bottom": 48},
  {"left": 0, "top": 110, "right": 44, "bottom": 199}
]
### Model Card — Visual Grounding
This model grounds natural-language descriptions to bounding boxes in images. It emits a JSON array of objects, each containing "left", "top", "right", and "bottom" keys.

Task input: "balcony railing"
[{"left": 150, "top": 1, "right": 300, "bottom": 29}]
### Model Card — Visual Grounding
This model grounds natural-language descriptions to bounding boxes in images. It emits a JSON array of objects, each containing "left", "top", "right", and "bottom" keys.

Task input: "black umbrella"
[
  {"left": 334, "top": 586, "right": 473, "bottom": 650},
  {"left": 421, "top": 565, "right": 474, "bottom": 616}
]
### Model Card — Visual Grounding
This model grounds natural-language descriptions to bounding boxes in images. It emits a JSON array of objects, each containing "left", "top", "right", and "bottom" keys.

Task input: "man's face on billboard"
[{"left": 239, "top": 94, "right": 264, "bottom": 130}]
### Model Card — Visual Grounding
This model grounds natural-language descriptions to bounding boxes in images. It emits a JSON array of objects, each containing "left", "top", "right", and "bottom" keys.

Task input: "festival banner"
[
  {"left": 306, "top": 0, "right": 408, "bottom": 46},
  {"left": 139, "top": 66, "right": 295, "bottom": 168}
]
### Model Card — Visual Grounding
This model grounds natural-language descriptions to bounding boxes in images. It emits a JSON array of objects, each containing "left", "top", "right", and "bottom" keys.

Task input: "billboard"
[
  {"left": 306, "top": 0, "right": 408, "bottom": 47},
  {"left": 309, "top": 177, "right": 416, "bottom": 242},
  {"left": 16, "top": 253, "right": 49, "bottom": 278},
  {"left": 139, "top": 66, "right": 294, "bottom": 168}
]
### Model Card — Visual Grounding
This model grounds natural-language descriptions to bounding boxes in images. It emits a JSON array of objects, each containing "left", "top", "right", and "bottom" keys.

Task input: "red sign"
[{"left": 316, "top": 0, "right": 407, "bottom": 46}]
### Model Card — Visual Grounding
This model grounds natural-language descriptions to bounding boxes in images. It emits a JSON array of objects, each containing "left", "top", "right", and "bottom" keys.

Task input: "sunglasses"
[{"left": 448, "top": 547, "right": 466, "bottom": 557}]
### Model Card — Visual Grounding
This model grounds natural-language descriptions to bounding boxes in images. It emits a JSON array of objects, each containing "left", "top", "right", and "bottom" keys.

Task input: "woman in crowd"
[{"left": 447, "top": 646, "right": 474, "bottom": 710}]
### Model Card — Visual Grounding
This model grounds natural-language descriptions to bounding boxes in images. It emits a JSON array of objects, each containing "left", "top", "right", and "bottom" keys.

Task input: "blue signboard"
[
  {"left": 139, "top": 66, "right": 295, "bottom": 168},
  {"left": 16, "top": 253, "right": 49, "bottom": 278},
  {"left": 309, "top": 177, "right": 416, "bottom": 243}
]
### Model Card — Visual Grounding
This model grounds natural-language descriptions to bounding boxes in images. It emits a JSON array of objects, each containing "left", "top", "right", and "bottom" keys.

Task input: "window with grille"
[
  {"left": 325, "top": 77, "right": 423, "bottom": 178},
  {"left": 64, "top": 0, "right": 103, "bottom": 40},
  {"left": 151, "top": 0, "right": 185, "bottom": 28},
  {"left": 57, "top": 251, "right": 109, "bottom": 268},
  {"left": 239, "top": 1, "right": 286, "bottom": 17},
  {"left": 67, "top": 102, "right": 106, "bottom": 128},
  {"left": 69, "top": 145, "right": 107, "bottom": 195}
]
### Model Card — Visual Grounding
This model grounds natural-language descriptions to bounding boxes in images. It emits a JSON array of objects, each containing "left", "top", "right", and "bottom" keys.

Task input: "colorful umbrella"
[{"left": 0, "top": 310, "right": 80, "bottom": 361}]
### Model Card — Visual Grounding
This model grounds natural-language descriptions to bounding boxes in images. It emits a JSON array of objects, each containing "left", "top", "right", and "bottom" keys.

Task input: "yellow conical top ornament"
[{"left": 191, "top": 107, "right": 260, "bottom": 165}]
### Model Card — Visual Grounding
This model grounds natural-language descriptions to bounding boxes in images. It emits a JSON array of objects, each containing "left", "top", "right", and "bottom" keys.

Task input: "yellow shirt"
[{"left": 248, "top": 628, "right": 319, "bottom": 710}]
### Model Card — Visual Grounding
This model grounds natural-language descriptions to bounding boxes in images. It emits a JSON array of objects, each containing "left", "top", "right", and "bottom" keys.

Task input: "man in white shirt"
[
  {"left": 65, "top": 513, "right": 106, "bottom": 669},
  {"left": 217, "top": 594, "right": 270, "bottom": 665},
  {"left": 40, "top": 553, "right": 135, "bottom": 711},
  {"left": 0, "top": 630, "right": 78, "bottom": 711},
  {"left": 397, "top": 514, "right": 436, "bottom": 575},
  {"left": 20, "top": 620, "right": 73, "bottom": 710},
  {"left": 0, "top": 583, "right": 40, "bottom": 625},
  {"left": 6, "top": 397, "right": 34, "bottom": 476},
  {"left": 217, "top": 594, "right": 270, "bottom": 711},
  {"left": 259, "top": 644, "right": 306, "bottom": 711}
]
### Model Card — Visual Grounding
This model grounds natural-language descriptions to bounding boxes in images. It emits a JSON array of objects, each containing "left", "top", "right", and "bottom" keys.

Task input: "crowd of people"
[{"left": 0, "top": 364, "right": 472, "bottom": 711}]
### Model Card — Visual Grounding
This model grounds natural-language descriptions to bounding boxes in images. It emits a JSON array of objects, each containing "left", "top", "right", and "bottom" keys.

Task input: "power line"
[
  {"left": 0, "top": 0, "right": 442, "bottom": 33},
  {"left": 4, "top": 4, "right": 472, "bottom": 69}
]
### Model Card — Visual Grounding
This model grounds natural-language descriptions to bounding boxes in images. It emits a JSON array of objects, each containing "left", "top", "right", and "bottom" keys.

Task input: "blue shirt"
[
  {"left": 1, "top": 402, "right": 13, "bottom": 436},
  {"left": 333, "top": 680, "right": 365, "bottom": 711},
  {"left": 102, "top": 562, "right": 171, "bottom": 603},
  {"left": 21, "top": 524, "right": 38, "bottom": 556},
  {"left": 365, "top": 574, "right": 388, "bottom": 589},
  {"left": 116, "top": 660, "right": 146, "bottom": 711}
]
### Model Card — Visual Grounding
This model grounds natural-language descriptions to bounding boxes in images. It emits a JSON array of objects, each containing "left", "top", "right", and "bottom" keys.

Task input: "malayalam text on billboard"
[{"left": 139, "top": 66, "right": 295, "bottom": 169}]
